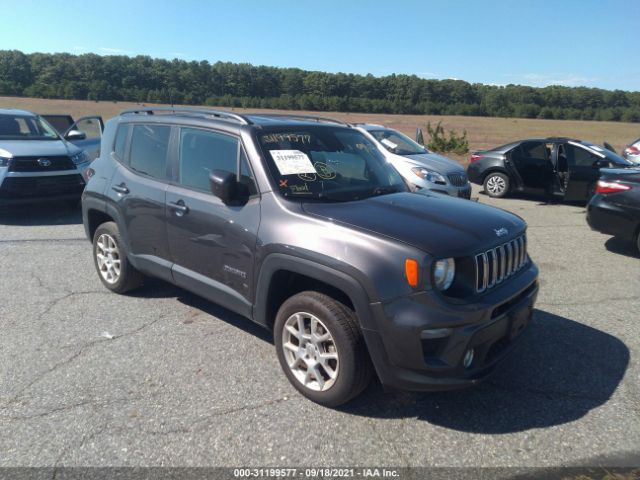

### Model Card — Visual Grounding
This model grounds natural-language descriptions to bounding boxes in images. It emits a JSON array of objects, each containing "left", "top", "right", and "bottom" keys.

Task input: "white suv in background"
[
  {"left": 353, "top": 123, "right": 472, "bottom": 199},
  {"left": 0, "top": 109, "right": 92, "bottom": 206}
]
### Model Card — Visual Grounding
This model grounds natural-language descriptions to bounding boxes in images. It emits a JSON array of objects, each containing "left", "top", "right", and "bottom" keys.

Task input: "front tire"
[
  {"left": 274, "top": 291, "right": 373, "bottom": 407},
  {"left": 92, "top": 221, "right": 143, "bottom": 294},
  {"left": 483, "top": 172, "right": 510, "bottom": 198}
]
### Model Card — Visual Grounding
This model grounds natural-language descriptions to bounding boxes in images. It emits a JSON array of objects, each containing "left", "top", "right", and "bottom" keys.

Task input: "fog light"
[{"left": 463, "top": 348, "right": 474, "bottom": 368}]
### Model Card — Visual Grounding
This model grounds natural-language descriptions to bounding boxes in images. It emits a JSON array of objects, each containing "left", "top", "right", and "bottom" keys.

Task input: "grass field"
[{"left": 2, "top": 96, "right": 638, "bottom": 165}]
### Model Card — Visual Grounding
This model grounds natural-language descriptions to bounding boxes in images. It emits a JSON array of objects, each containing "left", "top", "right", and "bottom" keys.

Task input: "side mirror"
[
  {"left": 209, "top": 169, "right": 248, "bottom": 205},
  {"left": 65, "top": 129, "right": 86, "bottom": 141},
  {"left": 593, "top": 159, "right": 609, "bottom": 169},
  {"left": 416, "top": 127, "right": 424, "bottom": 146}
]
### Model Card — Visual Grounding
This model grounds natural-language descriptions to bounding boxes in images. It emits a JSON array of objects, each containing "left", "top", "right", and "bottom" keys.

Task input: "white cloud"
[
  {"left": 99, "top": 47, "right": 134, "bottom": 55},
  {"left": 503, "top": 73, "right": 598, "bottom": 87}
]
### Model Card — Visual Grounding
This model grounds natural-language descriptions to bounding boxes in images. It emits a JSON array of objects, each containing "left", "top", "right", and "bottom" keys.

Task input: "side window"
[
  {"left": 129, "top": 124, "right": 171, "bottom": 179},
  {"left": 566, "top": 145, "right": 596, "bottom": 167},
  {"left": 178, "top": 128, "right": 237, "bottom": 192},
  {"left": 113, "top": 124, "right": 129, "bottom": 162},
  {"left": 520, "top": 142, "right": 547, "bottom": 161}
]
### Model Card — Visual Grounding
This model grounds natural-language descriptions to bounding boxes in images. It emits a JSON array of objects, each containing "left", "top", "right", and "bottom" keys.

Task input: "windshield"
[
  {"left": 0, "top": 114, "right": 60, "bottom": 140},
  {"left": 258, "top": 126, "right": 407, "bottom": 202},
  {"left": 369, "top": 128, "right": 428, "bottom": 155},
  {"left": 580, "top": 141, "right": 633, "bottom": 166}
]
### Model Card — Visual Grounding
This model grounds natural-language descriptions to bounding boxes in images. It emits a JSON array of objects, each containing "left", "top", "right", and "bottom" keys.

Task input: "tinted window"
[
  {"left": 566, "top": 145, "right": 597, "bottom": 167},
  {"left": 179, "top": 128, "right": 238, "bottom": 192},
  {"left": 113, "top": 125, "right": 129, "bottom": 161},
  {"left": 129, "top": 124, "right": 170, "bottom": 179},
  {"left": 520, "top": 142, "right": 547, "bottom": 160}
]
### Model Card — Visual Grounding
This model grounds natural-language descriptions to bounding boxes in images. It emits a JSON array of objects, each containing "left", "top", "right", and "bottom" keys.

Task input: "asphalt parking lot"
[{"left": 0, "top": 185, "right": 639, "bottom": 469}]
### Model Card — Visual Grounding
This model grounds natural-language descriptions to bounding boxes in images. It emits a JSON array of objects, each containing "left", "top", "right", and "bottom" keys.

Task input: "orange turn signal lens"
[{"left": 405, "top": 259, "right": 419, "bottom": 287}]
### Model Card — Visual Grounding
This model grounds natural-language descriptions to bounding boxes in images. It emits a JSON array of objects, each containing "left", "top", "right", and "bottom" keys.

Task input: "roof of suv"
[
  {"left": 0, "top": 108, "right": 36, "bottom": 117},
  {"left": 118, "top": 108, "right": 350, "bottom": 129}
]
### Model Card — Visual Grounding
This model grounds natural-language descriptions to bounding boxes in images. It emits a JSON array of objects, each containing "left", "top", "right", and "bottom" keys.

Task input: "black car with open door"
[{"left": 467, "top": 138, "right": 635, "bottom": 202}]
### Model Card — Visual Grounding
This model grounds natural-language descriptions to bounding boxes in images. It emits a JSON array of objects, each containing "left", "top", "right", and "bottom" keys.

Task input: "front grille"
[
  {"left": 0, "top": 174, "right": 85, "bottom": 198},
  {"left": 448, "top": 172, "right": 468, "bottom": 187},
  {"left": 9, "top": 156, "right": 75, "bottom": 172},
  {"left": 475, "top": 235, "right": 527, "bottom": 293}
]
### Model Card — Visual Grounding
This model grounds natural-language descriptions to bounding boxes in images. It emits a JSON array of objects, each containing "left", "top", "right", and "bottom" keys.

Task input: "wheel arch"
[{"left": 253, "top": 254, "right": 373, "bottom": 331}]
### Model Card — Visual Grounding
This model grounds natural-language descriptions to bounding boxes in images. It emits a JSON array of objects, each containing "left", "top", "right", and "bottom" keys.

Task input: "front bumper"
[
  {"left": 0, "top": 170, "right": 86, "bottom": 205},
  {"left": 362, "top": 262, "right": 539, "bottom": 391},
  {"left": 416, "top": 182, "right": 472, "bottom": 199}
]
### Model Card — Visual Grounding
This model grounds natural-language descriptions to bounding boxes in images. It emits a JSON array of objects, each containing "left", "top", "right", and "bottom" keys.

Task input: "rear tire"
[
  {"left": 92, "top": 221, "right": 143, "bottom": 294},
  {"left": 274, "top": 291, "right": 373, "bottom": 407},
  {"left": 636, "top": 229, "right": 640, "bottom": 255},
  {"left": 483, "top": 172, "right": 510, "bottom": 198}
]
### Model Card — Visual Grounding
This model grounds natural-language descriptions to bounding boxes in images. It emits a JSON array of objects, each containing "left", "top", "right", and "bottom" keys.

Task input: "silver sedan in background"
[{"left": 353, "top": 123, "right": 472, "bottom": 199}]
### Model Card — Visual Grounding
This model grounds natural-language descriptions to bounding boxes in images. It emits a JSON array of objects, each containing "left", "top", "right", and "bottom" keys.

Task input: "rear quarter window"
[{"left": 113, "top": 124, "right": 130, "bottom": 162}]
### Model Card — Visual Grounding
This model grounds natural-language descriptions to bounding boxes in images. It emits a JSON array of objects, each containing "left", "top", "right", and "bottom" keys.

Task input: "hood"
[
  {"left": 401, "top": 153, "right": 465, "bottom": 174},
  {"left": 302, "top": 192, "right": 525, "bottom": 256},
  {"left": 0, "top": 139, "right": 78, "bottom": 158}
]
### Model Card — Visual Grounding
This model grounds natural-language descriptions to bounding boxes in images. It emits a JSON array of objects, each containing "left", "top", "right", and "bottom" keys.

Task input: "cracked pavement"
[{"left": 0, "top": 187, "right": 639, "bottom": 467}]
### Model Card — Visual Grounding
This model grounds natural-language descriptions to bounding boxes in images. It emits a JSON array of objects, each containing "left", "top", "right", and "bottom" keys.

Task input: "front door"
[
  {"left": 65, "top": 116, "right": 104, "bottom": 160},
  {"left": 166, "top": 126, "right": 260, "bottom": 318},
  {"left": 563, "top": 143, "right": 601, "bottom": 201}
]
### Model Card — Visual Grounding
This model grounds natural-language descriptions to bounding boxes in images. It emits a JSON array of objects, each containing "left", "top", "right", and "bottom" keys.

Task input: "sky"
[{"left": 1, "top": 0, "right": 638, "bottom": 92}]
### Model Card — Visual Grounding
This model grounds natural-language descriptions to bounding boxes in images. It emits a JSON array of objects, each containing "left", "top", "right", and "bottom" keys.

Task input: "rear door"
[
  {"left": 166, "top": 126, "right": 260, "bottom": 318},
  {"left": 563, "top": 143, "right": 601, "bottom": 201},
  {"left": 510, "top": 141, "right": 553, "bottom": 190},
  {"left": 107, "top": 122, "right": 173, "bottom": 281}
]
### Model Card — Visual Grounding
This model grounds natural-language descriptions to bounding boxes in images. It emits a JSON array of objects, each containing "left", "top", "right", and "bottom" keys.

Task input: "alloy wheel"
[
  {"left": 96, "top": 234, "right": 121, "bottom": 284},
  {"left": 487, "top": 175, "right": 506, "bottom": 195},
  {"left": 281, "top": 312, "right": 339, "bottom": 392}
]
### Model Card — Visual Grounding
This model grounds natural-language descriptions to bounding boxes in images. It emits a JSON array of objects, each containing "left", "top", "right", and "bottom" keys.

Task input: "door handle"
[
  {"left": 112, "top": 183, "right": 129, "bottom": 195},
  {"left": 169, "top": 200, "right": 189, "bottom": 216}
]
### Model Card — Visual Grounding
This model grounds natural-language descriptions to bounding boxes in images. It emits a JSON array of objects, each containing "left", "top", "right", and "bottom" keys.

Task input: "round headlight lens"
[{"left": 433, "top": 258, "right": 455, "bottom": 291}]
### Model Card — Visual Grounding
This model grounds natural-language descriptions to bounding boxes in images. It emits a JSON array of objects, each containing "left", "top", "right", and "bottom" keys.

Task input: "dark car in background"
[
  {"left": 467, "top": 138, "right": 635, "bottom": 202},
  {"left": 587, "top": 168, "right": 640, "bottom": 254},
  {"left": 41, "top": 114, "right": 104, "bottom": 161}
]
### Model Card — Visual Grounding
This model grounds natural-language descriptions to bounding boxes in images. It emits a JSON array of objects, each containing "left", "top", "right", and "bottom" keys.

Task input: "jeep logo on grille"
[
  {"left": 494, "top": 227, "right": 509, "bottom": 237},
  {"left": 37, "top": 158, "right": 52, "bottom": 167}
]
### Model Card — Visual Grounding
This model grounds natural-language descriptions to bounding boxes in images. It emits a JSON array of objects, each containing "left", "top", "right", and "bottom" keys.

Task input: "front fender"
[{"left": 252, "top": 253, "right": 376, "bottom": 330}]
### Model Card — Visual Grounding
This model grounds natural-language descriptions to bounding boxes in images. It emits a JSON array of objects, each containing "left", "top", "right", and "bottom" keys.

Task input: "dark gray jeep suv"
[{"left": 82, "top": 108, "right": 539, "bottom": 406}]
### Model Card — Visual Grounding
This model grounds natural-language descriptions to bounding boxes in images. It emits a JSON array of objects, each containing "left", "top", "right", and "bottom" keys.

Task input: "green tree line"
[{"left": 1, "top": 50, "right": 639, "bottom": 122}]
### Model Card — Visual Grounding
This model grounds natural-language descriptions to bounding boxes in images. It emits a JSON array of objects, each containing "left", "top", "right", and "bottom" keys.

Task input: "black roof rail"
[
  {"left": 248, "top": 113, "right": 349, "bottom": 126},
  {"left": 119, "top": 107, "right": 252, "bottom": 125}
]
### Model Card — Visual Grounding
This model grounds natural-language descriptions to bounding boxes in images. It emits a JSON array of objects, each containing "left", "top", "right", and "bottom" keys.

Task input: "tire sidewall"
[
  {"left": 274, "top": 294, "right": 360, "bottom": 407},
  {"left": 484, "top": 172, "right": 510, "bottom": 198}
]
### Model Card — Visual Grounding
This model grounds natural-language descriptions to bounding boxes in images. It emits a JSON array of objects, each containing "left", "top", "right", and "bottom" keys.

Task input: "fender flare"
[{"left": 252, "top": 253, "right": 375, "bottom": 330}]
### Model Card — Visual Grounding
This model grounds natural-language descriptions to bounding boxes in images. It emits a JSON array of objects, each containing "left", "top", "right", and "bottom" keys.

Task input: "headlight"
[
  {"left": 0, "top": 156, "right": 10, "bottom": 167},
  {"left": 433, "top": 258, "right": 455, "bottom": 291},
  {"left": 71, "top": 151, "right": 90, "bottom": 165},
  {"left": 411, "top": 167, "right": 446, "bottom": 185}
]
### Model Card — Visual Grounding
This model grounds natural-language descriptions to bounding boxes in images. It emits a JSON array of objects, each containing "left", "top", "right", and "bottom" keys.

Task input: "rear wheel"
[
  {"left": 636, "top": 229, "right": 640, "bottom": 255},
  {"left": 483, "top": 172, "right": 510, "bottom": 198},
  {"left": 92, "top": 221, "right": 143, "bottom": 294},
  {"left": 274, "top": 291, "right": 373, "bottom": 407}
]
